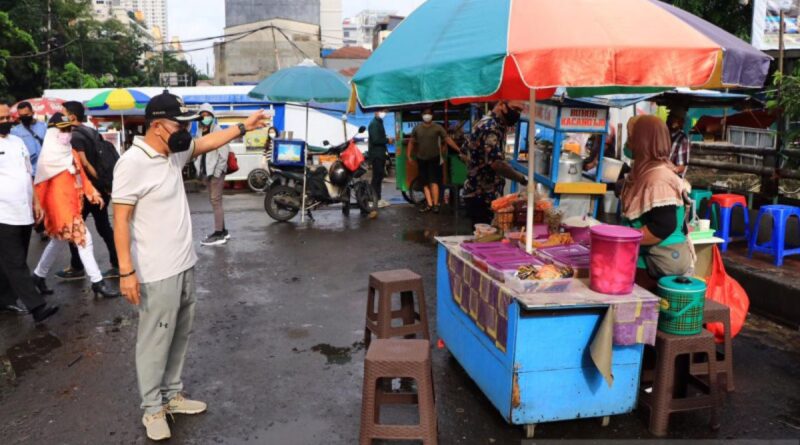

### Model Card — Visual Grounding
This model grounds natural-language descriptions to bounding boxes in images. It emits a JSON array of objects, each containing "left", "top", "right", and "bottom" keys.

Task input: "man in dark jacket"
[{"left": 367, "top": 110, "right": 393, "bottom": 207}]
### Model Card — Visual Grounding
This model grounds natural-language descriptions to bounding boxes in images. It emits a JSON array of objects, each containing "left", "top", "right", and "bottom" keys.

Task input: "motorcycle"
[{"left": 264, "top": 126, "right": 378, "bottom": 222}]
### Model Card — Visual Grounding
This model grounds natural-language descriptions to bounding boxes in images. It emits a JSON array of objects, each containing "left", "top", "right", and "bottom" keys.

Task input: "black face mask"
[
  {"left": 19, "top": 115, "right": 34, "bottom": 126},
  {"left": 0, "top": 122, "right": 12, "bottom": 135},
  {"left": 166, "top": 127, "right": 193, "bottom": 153},
  {"left": 503, "top": 108, "right": 521, "bottom": 127}
]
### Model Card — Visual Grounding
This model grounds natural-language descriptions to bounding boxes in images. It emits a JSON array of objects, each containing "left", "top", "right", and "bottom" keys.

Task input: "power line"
[{"left": 6, "top": 38, "right": 79, "bottom": 59}]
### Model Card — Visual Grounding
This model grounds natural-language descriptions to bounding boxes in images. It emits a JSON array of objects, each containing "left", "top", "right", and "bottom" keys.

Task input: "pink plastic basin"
[{"left": 589, "top": 225, "right": 643, "bottom": 295}]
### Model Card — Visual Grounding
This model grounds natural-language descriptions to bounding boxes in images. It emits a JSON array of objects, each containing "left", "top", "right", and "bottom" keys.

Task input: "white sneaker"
[
  {"left": 167, "top": 393, "right": 207, "bottom": 415},
  {"left": 378, "top": 199, "right": 390, "bottom": 208},
  {"left": 142, "top": 408, "right": 171, "bottom": 441}
]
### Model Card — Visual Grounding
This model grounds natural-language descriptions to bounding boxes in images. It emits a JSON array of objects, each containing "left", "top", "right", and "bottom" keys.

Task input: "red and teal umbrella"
[
  {"left": 352, "top": 0, "right": 771, "bottom": 108},
  {"left": 85, "top": 88, "right": 150, "bottom": 111}
]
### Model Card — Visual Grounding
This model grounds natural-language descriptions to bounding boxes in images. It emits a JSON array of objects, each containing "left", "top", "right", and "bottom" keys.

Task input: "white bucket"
[{"left": 601, "top": 157, "right": 624, "bottom": 183}]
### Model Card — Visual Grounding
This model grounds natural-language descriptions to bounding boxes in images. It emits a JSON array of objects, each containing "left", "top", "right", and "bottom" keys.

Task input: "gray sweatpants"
[{"left": 136, "top": 268, "right": 196, "bottom": 414}]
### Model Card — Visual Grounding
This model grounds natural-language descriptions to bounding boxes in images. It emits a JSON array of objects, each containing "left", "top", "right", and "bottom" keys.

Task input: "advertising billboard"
[{"left": 752, "top": 0, "right": 800, "bottom": 50}]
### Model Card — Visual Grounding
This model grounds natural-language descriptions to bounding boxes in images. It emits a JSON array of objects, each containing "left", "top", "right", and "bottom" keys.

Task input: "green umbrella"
[
  {"left": 248, "top": 59, "right": 350, "bottom": 103},
  {"left": 248, "top": 60, "right": 351, "bottom": 222}
]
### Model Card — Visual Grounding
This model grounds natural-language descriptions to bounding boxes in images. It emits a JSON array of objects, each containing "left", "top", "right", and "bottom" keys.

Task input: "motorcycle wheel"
[
  {"left": 401, "top": 177, "right": 425, "bottom": 206},
  {"left": 264, "top": 184, "right": 301, "bottom": 222},
  {"left": 247, "top": 168, "right": 270, "bottom": 193},
  {"left": 356, "top": 181, "right": 379, "bottom": 215}
]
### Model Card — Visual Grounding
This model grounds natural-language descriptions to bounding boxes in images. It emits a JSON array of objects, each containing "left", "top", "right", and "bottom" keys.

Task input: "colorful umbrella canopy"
[
  {"left": 10, "top": 98, "right": 64, "bottom": 118},
  {"left": 248, "top": 59, "right": 351, "bottom": 103},
  {"left": 352, "top": 0, "right": 771, "bottom": 108},
  {"left": 85, "top": 88, "right": 150, "bottom": 111}
]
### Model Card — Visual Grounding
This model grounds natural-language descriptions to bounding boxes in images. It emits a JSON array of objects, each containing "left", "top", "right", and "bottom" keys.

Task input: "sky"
[{"left": 167, "top": 0, "right": 426, "bottom": 78}]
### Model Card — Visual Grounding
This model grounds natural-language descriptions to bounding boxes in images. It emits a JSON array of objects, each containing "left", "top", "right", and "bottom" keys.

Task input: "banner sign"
[
  {"left": 534, "top": 103, "right": 558, "bottom": 127},
  {"left": 558, "top": 107, "right": 608, "bottom": 131},
  {"left": 752, "top": 0, "right": 800, "bottom": 50}
]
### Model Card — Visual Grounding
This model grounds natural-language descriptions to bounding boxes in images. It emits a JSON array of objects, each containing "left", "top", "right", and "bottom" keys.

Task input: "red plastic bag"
[
  {"left": 341, "top": 141, "right": 364, "bottom": 172},
  {"left": 226, "top": 151, "right": 239, "bottom": 174},
  {"left": 705, "top": 245, "right": 749, "bottom": 343}
]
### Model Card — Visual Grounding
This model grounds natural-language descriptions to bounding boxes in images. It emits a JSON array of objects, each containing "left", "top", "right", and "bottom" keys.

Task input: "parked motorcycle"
[{"left": 264, "top": 127, "right": 378, "bottom": 222}]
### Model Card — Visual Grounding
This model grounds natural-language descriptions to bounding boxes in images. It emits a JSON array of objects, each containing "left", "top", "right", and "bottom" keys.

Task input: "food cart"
[{"left": 435, "top": 236, "right": 658, "bottom": 437}]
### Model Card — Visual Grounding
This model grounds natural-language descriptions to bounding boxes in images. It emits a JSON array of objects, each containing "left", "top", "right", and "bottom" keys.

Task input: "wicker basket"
[{"left": 657, "top": 276, "right": 706, "bottom": 336}]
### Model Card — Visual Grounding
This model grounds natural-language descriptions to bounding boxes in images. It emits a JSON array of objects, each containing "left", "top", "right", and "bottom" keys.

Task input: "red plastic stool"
[{"left": 706, "top": 194, "right": 749, "bottom": 252}]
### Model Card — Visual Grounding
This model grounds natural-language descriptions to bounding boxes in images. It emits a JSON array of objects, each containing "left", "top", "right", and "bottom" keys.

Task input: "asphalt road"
[{"left": 1, "top": 185, "right": 799, "bottom": 444}]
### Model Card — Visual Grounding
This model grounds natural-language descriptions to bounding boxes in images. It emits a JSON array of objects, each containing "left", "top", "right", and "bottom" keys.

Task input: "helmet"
[{"left": 329, "top": 161, "right": 349, "bottom": 186}]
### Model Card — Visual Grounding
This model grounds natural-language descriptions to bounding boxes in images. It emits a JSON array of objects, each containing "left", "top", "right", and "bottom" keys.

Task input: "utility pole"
[{"left": 45, "top": 0, "right": 52, "bottom": 88}]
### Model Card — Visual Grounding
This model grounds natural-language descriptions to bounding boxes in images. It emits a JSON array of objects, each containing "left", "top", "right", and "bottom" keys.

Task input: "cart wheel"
[
  {"left": 524, "top": 424, "right": 536, "bottom": 439},
  {"left": 401, "top": 177, "right": 426, "bottom": 205},
  {"left": 601, "top": 416, "right": 610, "bottom": 427}
]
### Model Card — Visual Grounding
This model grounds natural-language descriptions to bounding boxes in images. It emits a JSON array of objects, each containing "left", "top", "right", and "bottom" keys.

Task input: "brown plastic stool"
[
  {"left": 691, "top": 300, "right": 735, "bottom": 392},
  {"left": 365, "top": 269, "right": 430, "bottom": 348},
  {"left": 639, "top": 329, "right": 721, "bottom": 437},
  {"left": 359, "top": 339, "right": 437, "bottom": 445}
]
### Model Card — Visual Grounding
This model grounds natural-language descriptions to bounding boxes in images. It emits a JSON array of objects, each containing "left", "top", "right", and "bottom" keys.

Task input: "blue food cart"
[{"left": 436, "top": 236, "right": 659, "bottom": 438}]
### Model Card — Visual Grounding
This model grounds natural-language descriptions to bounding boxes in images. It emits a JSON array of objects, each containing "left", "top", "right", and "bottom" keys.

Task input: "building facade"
[
  {"left": 91, "top": 0, "right": 168, "bottom": 42},
  {"left": 342, "top": 9, "right": 396, "bottom": 50}
]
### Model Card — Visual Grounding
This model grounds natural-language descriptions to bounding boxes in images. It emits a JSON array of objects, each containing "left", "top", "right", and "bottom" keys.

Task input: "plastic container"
[
  {"left": 503, "top": 270, "right": 575, "bottom": 294},
  {"left": 589, "top": 225, "right": 643, "bottom": 295},
  {"left": 460, "top": 242, "right": 513, "bottom": 262},
  {"left": 657, "top": 276, "right": 706, "bottom": 335},
  {"left": 538, "top": 244, "right": 591, "bottom": 276},
  {"left": 487, "top": 257, "right": 543, "bottom": 281},
  {"left": 562, "top": 216, "right": 601, "bottom": 245},
  {"left": 601, "top": 157, "right": 624, "bottom": 183},
  {"left": 473, "top": 250, "right": 531, "bottom": 272}
]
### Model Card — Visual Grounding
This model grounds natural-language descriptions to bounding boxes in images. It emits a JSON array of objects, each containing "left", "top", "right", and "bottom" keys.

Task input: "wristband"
[{"left": 120, "top": 269, "right": 136, "bottom": 278}]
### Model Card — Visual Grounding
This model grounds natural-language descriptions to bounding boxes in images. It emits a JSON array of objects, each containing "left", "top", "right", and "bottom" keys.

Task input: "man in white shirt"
[
  {"left": 0, "top": 101, "right": 58, "bottom": 322},
  {"left": 112, "top": 91, "right": 267, "bottom": 441}
]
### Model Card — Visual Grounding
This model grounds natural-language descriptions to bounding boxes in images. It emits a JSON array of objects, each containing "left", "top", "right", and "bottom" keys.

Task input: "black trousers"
[
  {"left": 0, "top": 223, "right": 45, "bottom": 310},
  {"left": 465, "top": 197, "right": 494, "bottom": 225},
  {"left": 70, "top": 193, "right": 118, "bottom": 270},
  {"left": 371, "top": 157, "right": 386, "bottom": 200}
]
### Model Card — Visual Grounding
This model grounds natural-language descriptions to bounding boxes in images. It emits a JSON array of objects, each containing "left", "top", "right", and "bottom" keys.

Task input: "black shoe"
[
  {"left": 55, "top": 267, "right": 86, "bottom": 281},
  {"left": 92, "top": 280, "right": 121, "bottom": 299},
  {"left": 222, "top": 229, "right": 231, "bottom": 240},
  {"left": 432, "top": 205, "right": 441, "bottom": 214},
  {"left": 201, "top": 231, "right": 227, "bottom": 246},
  {"left": 0, "top": 304, "right": 29, "bottom": 315},
  {"left": 102, "top": 267, "right": 120, "bottom": 279},
  {"left": 31, "top": 304, "right": 59, "bottom": 323},
  {"left": 418, "top": 205, "right": 431, "bottom": 214},
  {"left": 32, "top": 274, "right": 54, "bottom": 295}
]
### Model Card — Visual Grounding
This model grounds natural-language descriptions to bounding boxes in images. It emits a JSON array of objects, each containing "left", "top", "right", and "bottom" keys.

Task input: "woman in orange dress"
[{"left": 31, "top": 114, "right": 118, "bottom": 298}]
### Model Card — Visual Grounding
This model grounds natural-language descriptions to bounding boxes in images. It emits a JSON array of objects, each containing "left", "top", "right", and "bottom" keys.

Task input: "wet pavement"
[{"left": 1, "top": 185, "right": 799, "bottom": 444}]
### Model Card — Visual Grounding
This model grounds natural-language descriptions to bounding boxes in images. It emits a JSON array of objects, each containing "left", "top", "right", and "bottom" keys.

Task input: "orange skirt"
[{"left": 35, "top": 170, "right": 88, "bottom": 246}]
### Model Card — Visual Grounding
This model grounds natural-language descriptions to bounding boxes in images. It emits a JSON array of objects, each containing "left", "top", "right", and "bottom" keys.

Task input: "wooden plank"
[{"left": 554, "top": 182, "right": 607, "bottom": 195}]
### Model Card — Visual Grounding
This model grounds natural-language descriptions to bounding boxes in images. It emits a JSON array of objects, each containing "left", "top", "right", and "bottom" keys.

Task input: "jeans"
[
  {"left": 0, "top": 223, "right": 45, "bottom": 310},
  {"left": 36, "top": 230, "right": 103, "bottom": 283},
  {"left": 370, "top": 157, "right": 386, "bottom": 200},
  {"left": 69, "top": 193, "right": 118, "bottom": 271}
]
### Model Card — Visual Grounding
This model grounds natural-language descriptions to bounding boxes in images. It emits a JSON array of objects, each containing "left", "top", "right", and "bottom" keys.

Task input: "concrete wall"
[
  {"left": 215, "top": 19, "right": 322, "bottom": 85},
  {"left": 225, "top": 0, "right": 320, "bottom": 27}
]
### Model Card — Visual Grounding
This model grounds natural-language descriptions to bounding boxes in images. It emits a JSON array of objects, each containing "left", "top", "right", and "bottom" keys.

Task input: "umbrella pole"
[
  {"left": 301, "top": 104, "right": 309, "bottom": 222},
  {"left": 121, "top": 115, "right": 126, "bottom": 152},
  {"left": 526, "top": 89, "right": 536, "bottom": 253}
]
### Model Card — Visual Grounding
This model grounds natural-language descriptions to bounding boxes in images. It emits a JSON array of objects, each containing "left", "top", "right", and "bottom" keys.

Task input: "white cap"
[{"left": 198, "top": 103, "right": 214, "bottom": 116}]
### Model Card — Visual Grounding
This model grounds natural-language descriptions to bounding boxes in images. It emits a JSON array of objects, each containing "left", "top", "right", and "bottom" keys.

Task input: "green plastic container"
[{"left": 657, "top": 276, "right": 706, "bottom": 335}]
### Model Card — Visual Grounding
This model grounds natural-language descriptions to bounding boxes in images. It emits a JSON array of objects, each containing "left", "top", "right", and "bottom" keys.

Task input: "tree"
[
  {"left": 0, "top": 11, "right": 40, "bottom": 100},
  {"left": 48, "top": 62, "right": 107, "bottom": 89},
  {"left": 668, "top": 0, "right": 753, "bottom": 40}
]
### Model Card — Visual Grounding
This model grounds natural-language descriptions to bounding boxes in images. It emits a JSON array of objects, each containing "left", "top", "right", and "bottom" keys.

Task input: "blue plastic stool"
[
  {"left": 748, "top": 204, "right": 800, "bottom": 266},
  {"left": 706, "top": 194, "right": 750, "bottom": 252}
]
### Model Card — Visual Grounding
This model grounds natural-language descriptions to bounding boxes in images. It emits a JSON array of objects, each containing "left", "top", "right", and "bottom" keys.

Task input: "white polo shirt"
[
  {"left": 0, "top": 135, "right": 34, "bottom": 226},
  {"left": 112, "top": 137, "right": 198, "bottom": 283}
]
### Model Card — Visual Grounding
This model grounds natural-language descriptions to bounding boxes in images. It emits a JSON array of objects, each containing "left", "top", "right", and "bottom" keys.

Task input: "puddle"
[
  {"left": 1, "top": 332, "right": 62, "bottom": 380},
  {"left": 96, "top": 315, "right": 133, "bottom": 334},
  {"left": 309, "top": 341, "right": 365, "bottom": 365}
]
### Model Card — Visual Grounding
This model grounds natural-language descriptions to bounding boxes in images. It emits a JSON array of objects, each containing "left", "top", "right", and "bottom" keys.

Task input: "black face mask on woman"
[
  {"left": 0, "top": 122, "right": 13, "bottom": 135},
  {"left": 503, "top": 107, "right": 521, "bottom": 127},
  {"left": 161, "top": 125, "right": 193, "bottom": 153}
]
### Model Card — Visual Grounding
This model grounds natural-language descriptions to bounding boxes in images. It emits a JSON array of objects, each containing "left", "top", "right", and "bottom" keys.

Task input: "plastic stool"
[
  {"left": 639, "top": 329, "right": 721, "bottom": 437},
  {"left": 689, "top": 189, "right": 713, "bottom": 219},
  {"left": 365, "top": 269, "right": 430, "bottom": 348},
  {"left": 747, "top": 204, "right": 800, "bottom": 266},
  {"left": 691, "top": 300, "right": 735, "bottom": 392},
  {"left": 706, "top": 194, "right": 749, "bottom": 252},
  {"left": 359, "top": 339, "right": 438, "bottom": 445}
]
